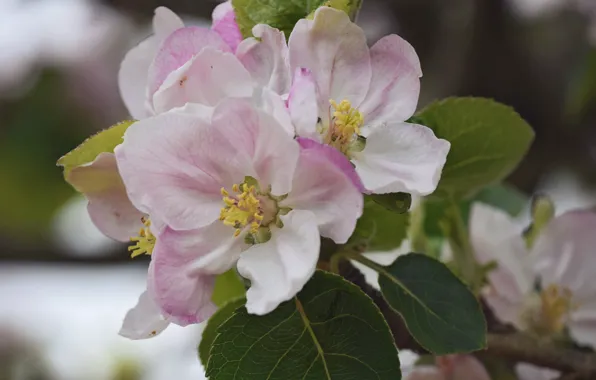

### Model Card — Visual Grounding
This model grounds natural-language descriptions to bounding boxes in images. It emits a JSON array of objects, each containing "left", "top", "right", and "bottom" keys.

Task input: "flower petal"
[
  {"left": 149, "top": 224, "right": 242, "bottom": 325},
  {"left": 351, "top": 241, "right": 411, "bottom": 290},
  {"left": 283, "top": 140, "right": 363, "bottom": 243},
  {"left": 115, "top": 111, "right": 245, "bottom": 231},
  {"left": 359, "top": 34, "right": 422, "bottom": 131},
  {"left": 516, "top": 363, "right": 560, "bottom": 380},
  {"left": 147, "top": 26, "right": 231, "bottom": 100},
  {"left": 236, "top": 24, "right": 291, "bottom": 94},
  {"left": 289, "top": 7, "right": 372, "bottom": 122},
  {"left": 288, "top": 68, "right": 320, "bottom": 140},
  {"left": 237, "top": 210, "right": 319, "bottom": 315},
  {"left": 352, "top": 122, "right": 450, "bottom": 195},
  {"left": 152, "top": 6, "right": 184, "bottom": 37},
  {"left": 118, "top": 8, "right": 183, "bottom": 119},
  {"left": 152, "top": 47, "right": 253, "bottom": 113},
  {"left": 297, "top": 137, "right": 364, "bottom": 192},
  {"left": 532, "top": 210, "right": 596, "bottom": 301},
  {"left": 449, "top": 355, "right": 491, "bottom": 380},
  {"left": 404, "top": 366, "right": 444, "bottom": 380},
  {"left": 211, "top": 1, "right": 242, "bottom": 52},
  {"left": 119, "top": 291, "right": 170, "bottom": 340},
  {"left": 211, "top": 98, "right": 300, "bottom": 195},
  {"left": 67, "top": 152, "right": 144, "bottom": 242}
]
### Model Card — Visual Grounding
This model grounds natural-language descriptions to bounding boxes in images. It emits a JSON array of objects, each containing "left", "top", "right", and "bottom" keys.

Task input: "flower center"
[
  {"left": 129, "top": 217, "right": 155, "bottom": 258},
  {"left": 220, "top": 183, "right": 265, "bottom": 237},
  {"left": 323, "top": 99, "right": 364, "bottom": 155},
  {"left": 521, "top": 284, "right": 577, "bottom": 336}
]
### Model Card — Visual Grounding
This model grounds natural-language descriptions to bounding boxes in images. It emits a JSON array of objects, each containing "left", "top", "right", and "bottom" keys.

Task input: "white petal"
[
  {"left": 119, "top": 291, "right": 170, "bottom": 340},
  {"left": 289, "top": 7, "right": 372, "bottom": 122},
  {"left": 351, "top": 241, "right": 411, "bottom": 290},
  {"left": 152, "top": 7, "right": 184, "bottom": 37},
  {"left": 404, "top": 366, "right": 444, "bottom": 380},
  {"left": 153, "top": 47, "right": 253, "bottom": 114},
  {"left": 359, "top": 34, "right": 422, "bottom": 130},
  {"left": 568, "top": 318, "right": 596, "bottom": 349},
  {"left": 515, "top": 363, "right": 560, "bottom": 380},
  {"left": 237, "top": 210, "right": 319, "bottom": 315},
  {"left": 287, "top": 68, "right": 320, "bottom": 140},
  {"left": 236, "top": 24, "right": 291, "bottom": 94},
  {"left": 470, "top": 203, "right": 533, "bottom": 294},
  {"left": 118, "top": 35, "right": 160, "bottom": 119},
  {"left": 532, "top": 210, "right": 596, "bottom": 301},
  {"left": 352, "top": 122, "right": 450, "bottom": 195},
  {"left": 251, "top": 86, "right": 295, "bottom": 137}
]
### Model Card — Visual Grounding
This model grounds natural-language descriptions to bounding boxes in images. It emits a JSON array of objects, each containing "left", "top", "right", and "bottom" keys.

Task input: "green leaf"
[
  {"left": 377, "top": 253, "right": 486, "bottom": 354},
  {"left": 232, "top": 0, "right": 360, "bottom": 38},
  {"left": 472, "top": 184, "right": 528, "bottom": 217},
  {"left": 414, "top": 98, "right": 534, "bottom": 199},
  {"left": 369, "top": 192, "right": 412, "bottom": 214},
  {"left": 199, "top": 297, "right": 246, "bottom": 365},
  {"left": 205, "top": 270, "right": 401, "bottom": 379},
  {"left": 211, "top": 269, "right": 247, "bottom": 307},
  {"left": 57, "top": 120, "right": 134, "bottom": 177},
  {"left": 348, "top": 197, "right": 410, "bottom": 251}
]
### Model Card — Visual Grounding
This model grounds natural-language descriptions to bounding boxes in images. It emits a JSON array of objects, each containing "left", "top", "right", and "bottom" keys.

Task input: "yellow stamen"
[
  {"left": 539, "top": 284, "right": 576, "bottom": 334},
  {"left": 326, "top": 99, "right": 364, "bottom": 154},
  {"left": 129, "top": 217, "right": 156, "bottom": 258},
  {"left": 219, "top": 183, "right": 264, "bottom": 237}
]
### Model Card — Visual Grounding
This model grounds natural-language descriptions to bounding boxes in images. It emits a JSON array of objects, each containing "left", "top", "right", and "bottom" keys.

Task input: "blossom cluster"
[{"left": 65, "top": 3, "right": 450, "bottom": 339}]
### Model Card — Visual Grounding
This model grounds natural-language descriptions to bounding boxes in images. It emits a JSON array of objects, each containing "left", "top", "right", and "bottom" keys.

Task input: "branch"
[{"left": 339, "top": 260, "right": 596, "bottom": 377}]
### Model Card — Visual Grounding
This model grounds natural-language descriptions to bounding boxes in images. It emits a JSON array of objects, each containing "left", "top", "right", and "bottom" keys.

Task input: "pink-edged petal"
[
  {"left": 352, "top": 122, "right": 450, "bottom": 195},
  {"left": 359, "top": 35, "right": 422, "bottom": 131},
  {"left": 211, "top": 1, "right": 242, "bottom": 52},
  {"left": 211, "top": 98, "right": 300, "bottom": 195},
  {"left": 289, "top": 7, "right": 372, "bottom": 121},
  {"left": 288, "top": 68, "right": 320, "bottom": 140},
  {"left": 532, "top": 210, "right": 596, "bottom": 301},
  {"left": 236, "top": 24, "right": 291, "bottom": 94},
  {"left": 283, "top": 140, "right": 363, "bottom": 243},
  {"left": 115, "top": 111, "right": 248, "bottom": 231},
  {"left": 153, "top": 7, "right": 184, "bottom": 37},
  {"left": 470, "top": 203, "right": 533, "bottom": 294},
  {"left": 149, "top": 223, "right": 243, "bottom": 325},
  {"left": 119, "top": 291, "right": 170, "bottom": 340},
  {"left": 516, "top": 363, "right": 560, "bottom": 380},
  {"left": 67, "top": 152, "right": 144, "bottom": 242},
  {"left": 404, "top": 366, "right": 444, "bottom": 380},
  {"left": 447, "top": 355, "right": 491, "bottom": 380},
  {"left": 297, "top": 137, "right": 364, "bottom": 192},
  {"left": 237, "top": 210, "right": 319, "bottom": 315},
  {"left": 147, "top": 26, "right": 231, "bottom": 100},
  {"left": 152, "top": 47, "right": 253, "bottom": 113},
  {"left": 481, "top": 270, "right": 527, "bottom": 329}
]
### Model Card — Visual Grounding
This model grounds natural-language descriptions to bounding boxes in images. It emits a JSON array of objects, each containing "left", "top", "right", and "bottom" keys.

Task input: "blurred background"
[{"left": 1, "top": 0, "right": 596, "bottom": 378}]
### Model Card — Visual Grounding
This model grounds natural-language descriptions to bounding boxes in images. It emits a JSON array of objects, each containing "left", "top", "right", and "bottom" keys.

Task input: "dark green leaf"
[
  {"left": 378, "top": 253, "right": 486, "bottom": 354},
  {"left": 415, "top": 97, "right": 534, "bottom": 199},
  {"left": 205, "top": 270, "right": 401, "bottom": 379},
  {"left": 211, "top": 269, "right": 246, "bottom": 307},
  {"left": 348, "top": 197, "right": 410, "bottom": 251},
  {"left": 199, "top": 297, "right": 246, "bottom": 365},
  {"left": 231, "top": 0, "right": 359, "bottom": 38},
  {"left": 369, "top": 193, "right": 412, "bottom": 214}
]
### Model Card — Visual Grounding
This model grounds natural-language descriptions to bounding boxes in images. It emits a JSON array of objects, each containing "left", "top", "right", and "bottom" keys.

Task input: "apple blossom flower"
[
  {"left": 287, "top": 7, "right": 450, "bottom": 195},
  {"left": 405, "top": 355, "right": 490, "bottom": 380},
  {"left": 115, "top": 97, "right": 363, "bottom": 324},
  {"left": 119, "top": 4, "right": 291, "bottom": 118},
  {"left": 515, "top": 363, "right": 560, "bottom": 380},
  {"left": 470, "top": 203, "right": 596, "bottom": 348}
]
